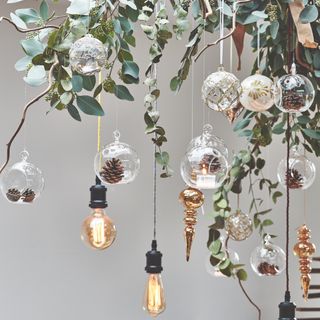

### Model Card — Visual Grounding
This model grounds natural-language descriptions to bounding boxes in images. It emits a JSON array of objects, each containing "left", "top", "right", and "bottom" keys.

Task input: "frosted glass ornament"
[
  {"left": 240, "top": 73, "right": 274, "bottom": 112},
  {"left": 69, "top": 34, "right": 107, "bottom": 75},
  {"left": 225, "top": 210, "right": 253, "bottom": 241},
  {"left": 202, "top": 65, "right": 241, "bottom": 111},
  {"left": 0, "top": 150, "right": 44, "bottom": 204}
]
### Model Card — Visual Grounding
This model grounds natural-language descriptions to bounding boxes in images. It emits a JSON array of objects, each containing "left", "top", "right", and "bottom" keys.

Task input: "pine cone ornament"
[
  {"left": 6, "top": 188, "right": 21, "bottom": 202},
  {"left": 199, "top": 154, "right": 221, "bottom": 174},
  {"left": 287, "top": 168, "right": 303, "bottom": 189},
  {"left": 257, "top": 262, "right": 279, "bottom": 276},
  {"left": 21, "top": 188, "right": 36, "bottom": 203},
  {"left": 100, "top": 158, "right": 125, "bottom": 184}
]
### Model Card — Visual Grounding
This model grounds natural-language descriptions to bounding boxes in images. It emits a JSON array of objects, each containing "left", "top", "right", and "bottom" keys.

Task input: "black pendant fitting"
[
  {"left": 89, "top": 176, "right": 108, "bottom": 209},
  {"left": 278, "top": 291, "right": 296, "bottom": 320},
  {"left": 145, "top": 240, "right": 163, "bottom": 274}
]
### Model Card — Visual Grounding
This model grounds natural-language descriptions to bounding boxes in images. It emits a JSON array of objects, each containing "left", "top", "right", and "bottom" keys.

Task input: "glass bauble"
[
  {"left": 81, "top": 208, "right": 116, "bottom": 250},
  {"left": 0, "top": 150, "right": 44, "bottom": 204},
  {"left": 94, "top": 130, "right": 140, "bottom": 185},
  {"left": 277, "top": 146, "right": 316, "bottom": 190},
  {"left": 181, "top": 128, "right": 229, "bottom": 190},
  {"left": 240, "top": 73, "right": 274, "bottom": 112},
  {"left": 69, "top": 34, "right": 107, "bottom": 75},
  {"left": 250, "top": 235, "right": 286, "bottom": 276},
  {"left": 225, "top": 210, "right": 253, "bottom": 241},
  {"left": 274, "top": 64, "right": 315, "bottom": 113},
  {"left": 202, "top": 65, "right": 241, "bottom": 111}
]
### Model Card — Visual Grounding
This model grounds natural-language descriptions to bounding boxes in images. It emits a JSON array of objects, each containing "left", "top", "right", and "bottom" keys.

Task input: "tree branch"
[
  {"left": 0, "top": 60, "right": 59, "bottom": 175},
  {"left": 0, "top": 16, "right": 59, "bottom": 33}
]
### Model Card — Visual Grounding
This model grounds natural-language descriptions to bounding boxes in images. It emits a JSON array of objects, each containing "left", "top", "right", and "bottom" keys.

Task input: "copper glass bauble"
[
  {"left": 274, "top": 64, "right": 315, "bottom": 113},
  {"left": 250, "top": 235, "right": 286, "bottom": 276},
  {"left": 69, "top": 34, "right": 107, "bottom": 75},
  {"left": 94, "top": 130, "right": 140, "bottom": 185},
  {"left": 225, "top": 210, "right": 253, "bottom": 241},
  {"left": 202, "top": 65, "right": 241, "bottom": 111},
  {"left": 240, "top": 73, "right": 274, "bottom": 112},
  {"left": 277, "top": 146, "right": 316, "bottom": 190},
  {"left": 0, "top": 150, "right": 44, "bottom": 204}
]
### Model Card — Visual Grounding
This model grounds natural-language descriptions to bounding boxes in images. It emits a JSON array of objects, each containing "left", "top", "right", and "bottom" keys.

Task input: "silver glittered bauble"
[
  {"left": 69, "top": 34, "right": 107, "bottom": 75},
  {"left": 274, "top": 63, "right": 315, "bottom": 113},
  {"left": 225, "top": 210, "right": 253, "bottom": 241},
  {"left": 202, "top": 65, "right": 241, "bottom": 111},
  {"left": 240, "top": 73, "right": 274, "bottom": 112}
]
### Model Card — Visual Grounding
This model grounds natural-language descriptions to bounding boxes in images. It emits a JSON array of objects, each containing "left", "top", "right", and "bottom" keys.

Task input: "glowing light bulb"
[{"left": 143, "top": 273, "right": 166, "bottom": 317}]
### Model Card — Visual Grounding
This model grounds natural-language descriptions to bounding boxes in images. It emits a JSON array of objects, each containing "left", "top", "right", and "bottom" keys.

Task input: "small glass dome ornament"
[
  {"left": 202, "top": 65, "right": 241, "bottom": 112},
  {"left": 274, "top": 63, "right": 315, "bottom": 113},
  {"left": 0, "top": 150, "right": 44, "bottom": 204},
  {"left": 94, "top": 130, "right": 140, "bottom": 185},
  {"left": 225, "top": 210, "right": 253, "bottom": 241},
  {"left": 69, "top": 34, "right": 107, "bottom": 75},
  {"left": 277, "top": 145, "right": 316, "bottom": 190},
  {"left": 180, "top": 127, "right": 229, "bottom": 190},
  {"left": 250, "top": 234, "right": 286, "bottom": 276},
  {"left": 240, "top": 73, "right": 274, "bottom": 112}
]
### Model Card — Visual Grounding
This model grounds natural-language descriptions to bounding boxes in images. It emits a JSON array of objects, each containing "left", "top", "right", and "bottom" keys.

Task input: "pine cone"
[
  {"left": 6, "top": 188, "right": 21, "bottom": 202},
  {"left": 100, "top": 158, "right": 124, "bottom": 184},
  {"left": 21, "top": 188, "right": 36, "bottom": 203},
  {"left": 257, "top": 262, "right": 279, "bottom": 276},
  {"left": 283, "top": 92, "right": 305, "bottom": 111},
  {"left": 199, "top": 154, "right": 221, "bottom": 174},
  {"left": 287, "top": 168, "right": 303, "bottom": 189}
]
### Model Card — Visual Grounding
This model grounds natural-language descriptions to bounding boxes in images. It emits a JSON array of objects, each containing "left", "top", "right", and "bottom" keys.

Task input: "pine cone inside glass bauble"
[
  {"left": 21, "top": 188, "right": 36, "bottom": 203},
  {"left": 282, "top": 92, "right": 305, "bottom": 111},
  {"left": 257, "top": 262, "right": 279, "bottom": 276},
  {"left": 287, "top": 168, "right": 303, "bottom": 189},
  {"left": 199, "top": 154, "right": 221, "bottom": 174},
  {"left": 100, "top": 158, "right": 124, "bottom": 184},
  {"left": 6, "top": 188, "right": 21, "bottom": 202}
]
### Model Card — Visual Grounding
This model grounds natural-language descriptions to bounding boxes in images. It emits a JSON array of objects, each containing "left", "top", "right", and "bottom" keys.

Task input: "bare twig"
[
  {"left": 0, "top": 16, "right": 59, "bottom": 33},
  {"left": 194, "top": 0, "right": 253, "bottom": 62},
  {"left": 0, "top": 60, "right": 59, "bottom": 175}
]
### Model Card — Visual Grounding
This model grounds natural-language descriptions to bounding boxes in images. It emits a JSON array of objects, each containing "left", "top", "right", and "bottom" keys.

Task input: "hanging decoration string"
[
  {"left": 23, "top": 84, "right": 28, "bottom": 151},
  {"left": 202, "top": 29, "right": 206, "bottom": 127},
  {"left": 230, "top": 35, "right": 233, "bottom": 72},
  {"left": 257, "top": 20, "right": 260, "bottom": 70},
  {"left": 219, "top": 0, "right": 224, "bottom": 66},
  {"left": 97, "top": 71, "right": 103, "bottom": 153}
]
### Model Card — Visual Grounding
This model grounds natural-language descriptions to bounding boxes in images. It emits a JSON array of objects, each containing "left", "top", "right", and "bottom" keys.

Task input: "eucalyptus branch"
[
  {"left": 0, "top": 16, "right": 59, "bottom": 32},
  {"left": 0, "top": 60, "right": 58, "bottom": 175}
]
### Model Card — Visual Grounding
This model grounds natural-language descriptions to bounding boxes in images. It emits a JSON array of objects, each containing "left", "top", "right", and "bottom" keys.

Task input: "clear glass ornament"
[
  {"left": 277, "top": 146, "right": 316, "bottom": 190},
  {"left": 69, "top": 34, "right": 107, "bottom": 75},
  {"left": 225, "top": 210, "right": 253, "bottom": 241},
  {"left": 240, "top": 73, "right": 274, "bottom": 112},
  {"left": 202, "top": 65, "right": 241, "bottom": 111},
  {"left": 94, "top": 130, "right": 140, "bottom": 185},
  {"left": 250, "top": 234, "right": 286, "bottom": 276},
  {"left": 81, "top": 208, "right": 116, "bottom": 250},
  {"left": 274, "top": 63, "right": 315, "bottom": 113},
  {"left": 180, "top": 127, "right": 229, "bottom": 190},
  {"left": 0, "top": 150, "right": 44, "bottom": 204}
]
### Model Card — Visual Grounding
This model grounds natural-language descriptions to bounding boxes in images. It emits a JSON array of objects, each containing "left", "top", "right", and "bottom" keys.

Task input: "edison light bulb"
[
  {"left": 81, "top": 208, "right": 116, "bottom": 250},
  {"left": 143, "top": 273, "right": 166, "bottom": 317}
]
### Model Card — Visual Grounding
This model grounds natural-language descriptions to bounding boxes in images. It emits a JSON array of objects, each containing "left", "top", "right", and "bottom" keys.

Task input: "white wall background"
[{"left": 0, "top": 1, "right": 319, "bottom": 320}]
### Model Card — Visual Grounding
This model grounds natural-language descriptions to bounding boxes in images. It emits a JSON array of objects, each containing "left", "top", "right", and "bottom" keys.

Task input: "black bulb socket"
[
  {"left": 89, "top": 176, "right": 108, "bottom": 209},
  {"left": 278, "top": 291, "right": 296, "bottom": 320},
  {"left": 145, "top": 240, "right": 163, "bottom": 274}
]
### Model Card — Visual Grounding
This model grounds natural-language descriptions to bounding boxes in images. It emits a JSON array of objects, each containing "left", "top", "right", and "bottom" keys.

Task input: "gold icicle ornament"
[
  {"left": 293, "top": 224, "right": 316, "bottom": 300},
  {"left": 179, "top": 187, "right": 205, "bottom": 262}
]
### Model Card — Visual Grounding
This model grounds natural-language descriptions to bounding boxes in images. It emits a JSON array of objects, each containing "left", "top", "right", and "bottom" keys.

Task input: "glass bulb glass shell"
[
  {"left": 143, "top": 273, "right": 166, "bottom": 317},
  {"left": 277, "top": 146, "right": 316, "bottom": 191},
  {"left": 240, "top": 73, "right": 274, "bottom": 112},
  {"left": 81, "top": 208, "right": 116, "bottom": 250},
  {"left": 94, "top": 130, "right": 140, "bottom": 185},
  {"left": 225, "top": 210, "right": 253, "bottom": 241},
  {"left": 69, "top": 34, "right": 107, "bottom": 75},
  {"left": 0, "top": 150, "right": 44, "bottom": 204},
  {"left": 202, "top": 66, "right": 241, "bottom": 111},
  {"left": 250, "top": 235, "right": 286, "bottom": 276}
]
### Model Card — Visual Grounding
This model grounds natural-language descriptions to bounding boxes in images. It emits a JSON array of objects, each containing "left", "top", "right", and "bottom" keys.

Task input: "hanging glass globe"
[
  {"left": 277, "top": 145, "right": 316, "bottom": 190},
  {"left": 274, "top": 63, "right": 315, "bottom": 113},
  {"left": 69, "top": 34, "right": 107, "bottom": 75},
  {"left": 94, "top": 130, "right": 140, "bottom": 185},
  {"left": 240, "top": 73, "right": 274, "bottom": 112},
  {"left": 202, "top": 65, "right": 241, "bottom": 111},
  {"left": 180, "top": 127, "right": 229, "bottom": 190},
  {"left": 0, "top": 150, "right": 44, "bottom": 204},
  {"left": 225, "top": 210, "right": 253, "bottom": 241},
  {"left": 250, "top": 234, "right": 286, "bottom": 276}
]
